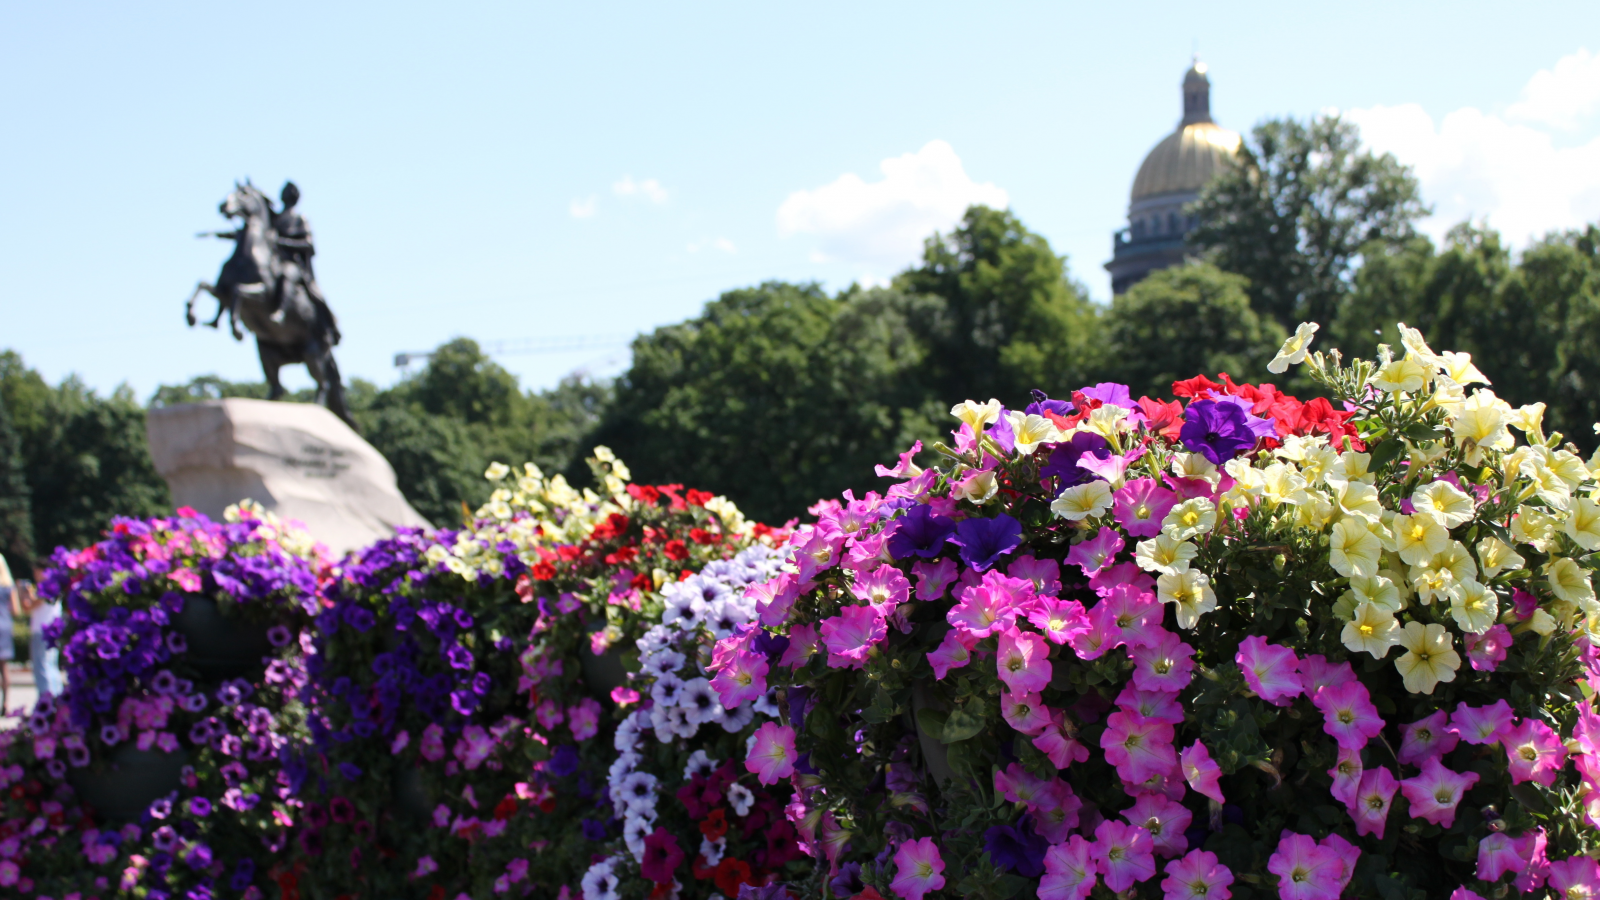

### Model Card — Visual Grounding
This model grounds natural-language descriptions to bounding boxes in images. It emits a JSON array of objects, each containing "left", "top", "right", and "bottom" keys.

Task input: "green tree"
[
  {"left": 895, "top": 205, "right": 1102, "bottom": 403},
  {"left": 1100, "top": 263, "right": 1287, "bottom": 401},
  {"left": 1190, "top": 114, "right": 1429, "bottom": 330},
  {"left": 0, "top": 395, "right": 34, "bottom": 576},
  {"left": 588, "top": 281, "right": 945, "bottom": 524}
]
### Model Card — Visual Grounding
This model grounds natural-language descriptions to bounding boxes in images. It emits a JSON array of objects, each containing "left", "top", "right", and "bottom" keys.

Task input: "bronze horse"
[{"left": 184, "top": 182, "right": 351, "bottom": 425}]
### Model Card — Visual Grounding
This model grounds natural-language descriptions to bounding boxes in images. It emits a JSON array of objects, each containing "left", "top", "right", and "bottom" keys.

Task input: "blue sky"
[{"left": 4, "top": 2, "right": 1598, "bottom": 400}]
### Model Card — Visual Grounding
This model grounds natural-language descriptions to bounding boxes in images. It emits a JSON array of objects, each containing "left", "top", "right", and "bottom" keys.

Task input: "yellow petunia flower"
[{"left": 1394, "top": 621, "right": 1461, "bottom": 694}]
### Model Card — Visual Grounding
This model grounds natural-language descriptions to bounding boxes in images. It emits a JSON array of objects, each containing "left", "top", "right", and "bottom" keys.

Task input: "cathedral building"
[{"left": 1105, "top": 61, "right": 1242, "bottom": 295}]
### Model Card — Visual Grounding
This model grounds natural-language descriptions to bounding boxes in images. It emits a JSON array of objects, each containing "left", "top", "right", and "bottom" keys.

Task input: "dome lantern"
[{"left": 1182, "top": 59, "right": 1212, "bottom": 125}]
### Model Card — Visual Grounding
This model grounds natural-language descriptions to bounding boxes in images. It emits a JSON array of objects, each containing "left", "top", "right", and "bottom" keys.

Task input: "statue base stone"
[{"left": 147, "top": 399, "right": 430, "bottom": 556}]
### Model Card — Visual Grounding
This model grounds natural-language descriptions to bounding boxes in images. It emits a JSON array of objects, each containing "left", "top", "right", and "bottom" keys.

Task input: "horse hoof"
[{"left": 185, "top": 315, "right": 196, "bottom": 327}]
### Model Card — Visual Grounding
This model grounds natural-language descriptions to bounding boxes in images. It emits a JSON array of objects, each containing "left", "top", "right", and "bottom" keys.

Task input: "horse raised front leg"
[{"left": 184, "top": 282, "right": 215, "bottom": 327}]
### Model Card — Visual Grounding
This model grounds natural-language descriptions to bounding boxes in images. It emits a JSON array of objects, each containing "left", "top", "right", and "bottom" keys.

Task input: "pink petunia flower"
[
  {"left": 1180, "top": 740, "right": 1225, "bottom": 804},
  {"left": 1464, "top": 623, "right": 1512, "bottom": 671},
  {"left": 1399, "top": 756, "right": 1480, "bottom": 827},
  {"left": 1066, "top": 610, "right": 1119, "bottom": 660},
  {"left": 1030, "top": 780, "right": 1083, "bottom": 842},
  {"left": 1008, "top": 554, "right": 1062, "bottom": 596},
  {"left": 1312, "top": 680, "right": 1385, "bottom": 750},
  {"left": 1347, "top": 766, "right": 1398, "bottom": 838},
  {"left": 1398, "top": 709, "right": 1460, "bottom": 765},
  {"left": 852, "top": 565, "right": 911, "bottom": 615},
  {"left": 1514, "top": 828, "right": 1550, "bottom": 894},
  {"left": 1038, "top": 835, "right": 1097, "bottom": 900},
  {"left": 750, "top": 573, "right": 801, "bottom": 626},
  {"left": 890, "top": 837, "right": 946, "bottom": 900},
  {"left": 1092, "top": 820, "right": 1158, "bottom": 892},
  {"left": 794, "top": 524, "right": 845, "bottom": 582},
  {"left": 927, "top": 628, "right": 978, "bottom": 680},
  {"left": 912, "top": 558, "right": 960, "bottom": 601},
  {"left": 993, "top": 762, "right": 1050, "bottom": 805},
  {"left": 710, "top": 649, "right": 770, "bottom": 707},
  {"left": 745, "top": 722, "right": 797, "bottom": 785},
  {"left": 454, "top": 725, "right": 495, "bottom": 770},
  {"left": 819, "top": 605, "right": 887, "bottom": 670},
  {"left": 1267, "top": 832, "right": 1344, "bottom": 900},
  {"left": 947, "top": 570, "right": 1031, "bottom": 638},
  {"left": 1089, "top": 561, "right": 1157, "bottom": 598},
  {"left": 1096, "top": 583, "right": 1165, "bottom": 649},
  {"left": 1066, "top": 527, "right": 1126, "bottom": 577},
  {"left": 1130, "top": 630, "right": 1197, "bottom": 692},
  {"left": 1116, "top": 685, "right": 1186, "bottom": 724},
  {"left": 1502, "top": 718, "right": 1567, "bottom": 786},
  {"left": 1299, "top": 654, "right": 1356, "bottom": 696},
  {"left": 1476, "top": 831, "right": 1526, "bottom": 882},
  {"left": 1162, "top": 848, "right": 1234, "bottom": 900},
  {"left": 420, "top": 723, "right": 446, "bottom": 762},
  {"left": 1114, "top": 478, "right": 1178, "bottom": 538},
  {"left": 1034, "top": 708, "right": 1092, "bottom": 769},
  {"left": 1101, "top": 711, "right": 1178, "bottom": 784},
  {"left": 1328, "top": 746, "right": 1363, "bottom": 806},
  {"left": 1449, "top": 890, "right": 1487, "bottom": 900},
  {"left": 1318, "top": 833, "right": 1360, "bottom": 896},
  {"left": 1548, "top": 856, "right": 1600, "bottom": 899},
  {"left": 1124, "top": 793, "right": 1192, "bottom": 858},
  {"left": 1235, "top": 636, "right": 1303, "bottom": 706},
  {"left": 566, "top": 698, "right": 601, "bottom": 741},
  {"left": 1452, "top": 699, "right": 1515, "bottom": 745},
  {"left": 996, "top": 627, "right": 1052, "bottom": 694},
  {"left": 1000, "top": 690, "right": 1053, "bottom": 736},
  {"left": 778, "top": 623, "right": 818, "bottom": 669},
  {"left": 535, "top": 698, "right": 564, "bottom": 730},
  {"left": 1026, "top": 596, "right": 1091, "bottom": 645}
]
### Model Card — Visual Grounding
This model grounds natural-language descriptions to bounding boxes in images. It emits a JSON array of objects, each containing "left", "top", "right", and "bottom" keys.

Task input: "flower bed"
[{"left": 712, "top": 324, "right": 1600, "bottom": 899}]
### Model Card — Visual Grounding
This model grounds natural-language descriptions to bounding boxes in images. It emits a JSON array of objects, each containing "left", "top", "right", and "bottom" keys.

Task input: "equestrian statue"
[{"left": 185, "top": 180, "right": 352, "bottom": 425}]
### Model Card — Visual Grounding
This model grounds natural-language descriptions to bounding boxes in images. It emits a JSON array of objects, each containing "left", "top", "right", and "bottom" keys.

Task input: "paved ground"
[{"left": 2, "top": 663, "right": 39, "bottom": 730}]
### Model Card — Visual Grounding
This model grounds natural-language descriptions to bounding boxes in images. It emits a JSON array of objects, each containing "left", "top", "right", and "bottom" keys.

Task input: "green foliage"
[
  {"left": 590, "top": 281, "right": 945, "bottom": 525},
  {"left": 0, "top": 351, "right": 170, "bottom": 558},
  {"left": 148, "top": 373, "right": 276, "bottom": 406},
  {"left": 1100, "top": 262, "right": 1287, "bottom": 400},
  {"left": 0, "top": 393, "right": 34, "bottom": 576},
  {"left": 1189, "top": 114, "right": 1429, "bottom": 330}
]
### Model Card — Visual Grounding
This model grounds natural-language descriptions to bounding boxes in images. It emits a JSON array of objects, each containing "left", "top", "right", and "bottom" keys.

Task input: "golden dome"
[{"left": 1130, "top": 120, "right": 1241, "bottom": 201}]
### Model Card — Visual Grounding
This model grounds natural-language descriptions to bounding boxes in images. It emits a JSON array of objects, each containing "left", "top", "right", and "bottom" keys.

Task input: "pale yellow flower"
[
  {"left": 1390, "top": 513, "right": 1452, "bottom": 566},
  {"left": 1452, "top": 390, "right": 1515, "bottom": 465},
  {"left": 1394, "top": 621, "right": 1461, "bottom": 694},
  {"left": 1529, "top": 608, "right": 1558, "bottom": 636},
  {"left": 1476, "top": 536, "right": 1525, "bottom": 580},
  {"left": 1408, "top": 563, "right": 1456, "bottom": 606},
  {"left": 1158, "top": 570, "right": 1217, "bottom": 629},
  {"left": 1397, "top": 323, "right": 1440, "bottom": 367},
  {"left": 1330, "top": 518, "right": 1382, "bottom": 578},
  {"left": 1051, "top": 481, "right": 1113, "bottom": 521},
  {"left": 1547, "top": 557, "right": 1596, "bottom": 606},
  {"left": 1508, "top": 402, "right": 1546, "bottom": 439},
  {"left": 951, "top": 469, "right": 1000, "bottom": 505},
  {"left": 1336, "top": 482, "right": 1384, "bottom": 523},
  {"left": 1324, "top": 450, "right": 1374, "bottom": 489},
  {"left": 1162, "top": 498, "right": 1218, "bottom": 541},
  {"left": 1258, "top": 463, "right": 1306, "bottom": 507},
  {"left": 1448, "top": 580, "right": 1498, "bottom": 634},
  {"left": 485, "top": 461, "right": 511, "bottom": 482},
  {"left": 1135, "top": 533, "right": 1198, "bottom": 575},
  {"left": 1564, "top": 499, "right": 1600, "bottom": 551},
  {"left": 1086, "top": 405, "right": 1131, "bottom": 441},
  {"left": 1171, "top": 452, "right": 1221, "bottom": 486},
  {"left": 1412, "top": 481, "right": 1475, "bottom": 528},
  {"left": 1511, "top": 507, "right": 1558, "bottom": 552},
  {"left": 1373, "top": 357, "right": 1431, "bottom": 393},
  {"left": 1342, "top": 601, "right": 1400, "bottom": 657},
  {"left": 950, "top": 398, "right": 1003, "bottom": 433},
  {"left": 1005, "top": 411, "right": 1062, "bottom": 457},
  {"left": 1350, "top": 574, "right": 1402, "bottom": 613},
  {"left": 1438, "top": 350, "right": 1489, "bottom": 386},
  {"left": 1550, "top": 449, "right": 1590, "bottom": 493},
  {"left": 1267, "top": 321, "right": 1320, "bottom": 374},
  {"left": 1289, "top": 489, "right": 1336, "bottom": 530},
  {"left": 592, "top": 445, "right": 617, "bottom": 463}
]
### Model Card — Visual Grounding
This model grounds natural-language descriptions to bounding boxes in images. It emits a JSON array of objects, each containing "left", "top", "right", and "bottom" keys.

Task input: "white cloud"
[
  {"left": 568, "top": 195, "right": 598, "bottom": 219},
  {"left": 687, "top": 237, "right": 736, "bottom": 254},
  {"left": 776, "top": 140, "right": 1008, "bottom": 269},
  {"left": 613, "top": 175, "right": 668, "bottom": 203},
  {"left": 1345, "top": 49, "right": 1600, "bottom": 247}
]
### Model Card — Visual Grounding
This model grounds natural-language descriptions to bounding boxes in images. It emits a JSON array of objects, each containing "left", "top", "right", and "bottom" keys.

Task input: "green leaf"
[
  {"left": 941, "top": 707, "right": 986, "bottom": 743},
  {"left": 1403, "top": 423, "right": 1441, "bottom": 444},
  {"left": 915, "top": 708, "right": 948, "bottom": 742},
  {"left": 1368, "top": 436, "right": 1405, "bottom": 471}
]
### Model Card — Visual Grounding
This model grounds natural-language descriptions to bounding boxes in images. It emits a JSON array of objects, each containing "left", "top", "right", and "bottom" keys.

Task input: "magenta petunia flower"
[
  {"left": 1129, "top": 630, "right": 1196, "bottom": 692},
  {"left": 1026, "top": 596, "right": 1091, "bottom": 645},
  {"left": 1398, "top": 709, "right": 1460, "bottom": 765},
  {"left": 1235, "top": 636, "right": 1303, "bottom": 706},
  {"left": 911, "top": 557, "right": 959, "bottom": 601},
  {"left": 795, "top": 524, "right": 845, "bottom": 582},
  {"left": 1124, "top": 793, "right": 1192, "bottom": 858},
  {"left": 1180, "top": 740, "right": 1225, "bottom": 804},
  {"left": 1476, "top": 832, "right": 1526, "bottom": 882},
  {"left": 566, "top": 697, "right": 601, "bottom": 741},
  {"left": 1162, "top": 848, "right": 1234, "bottom": 900},
  {"left": 1034, "top": 708, "right": 1091, "bottom": 769},
  {"left": 1066, "top": 527, "right": 1126, "bottom": 577},
  {"left": 948, "top": 570, "right": 1031, "bottom": 638},
  {"left": 1113, "top": 478, "right": 1178, "bottom": 538},
  {"left": 993, "top": 762, "right": 1050, "bottom": 805},
  {"left": 1347, "top": 766, "right": 1398, "bottom": 838},
  {"left": 1096, "top": 582, "right": 1165, "bottom": 649},
  {"left": 1311, "top": 681, "right": 1385, "bottom": 750},
  {"left": 1298, "top": 654, "right": 1356, "bottom": 696},
  {"left": 996, "top": 626, "right": 1052, "bottom": 695},
  {"left": 1502, "top": 718, "right": 1567, "bottom": 787},
  {"left": 1449, "top": 889, "right": 1487, "bottom": 900},
  {"left": 1000, "top": 690, "right": 1052, "bottom": 736},
  {"left": 1030, "top": 780, "right": 1083, "bottom": 842},
  {"left": 1066, "top": 612, "right": 1118, "bottom": 660},
  {"left": 890, "top": 837, "right": 946, "bottom": 900},
  {"left": 1092, "top": 820, "right": 1157, "bottom": 892},
  {"left": 1399, "top": 756, "right": 1480, "bottom": 827},
  {"left": 819, "top": 605, "right": 887, "bottom": 670},
  {"left": 1116, "top": 685, "right": 1185, "bottom": 724},
  {"left": 1548, "top": 856, "right": 1600, "bottom": 899},
  {"left": 1008, "top": 554, "right": 1062, "bottom": 596},
  {"left": 1514, "top": 828, "right": 1551, "bottom": 894},
  {"left": 927, "top": 628, "right": 977, "bottom": 680},
  {"left": 852, "top": 565, "right": 911, "bottom": 615},
  {"left": 710, "top": 648, "right": 770, "bottom": 707},
  {"left": 1464, "top": 623, "right": 1512, "bottom": 671},
  {"left": 639, "top": 827, "right": 684, "bottom": 884},
  {"left": 1328, "top": 746, "right": 1364, "bottom": 806},
  {"left": 1089, "top": 561, "right": 1156, "bottom": 598},
  {"left": 1267, "top": 832, "right": 1344, "bottom": 900},
  {"left": 1038, "top": 835, "right": 1097, "bottom": 900},
  {"left": 420, "top": 723, "right": 446, "bottom": 762},
  {"left": 1101, "top": 711, "right": 1178, "bottom": 785},
  {"left": 749, "top": 573, "right": 801, "bottom": 627},
  {"left": 745, "top": 722, "right": 797, "bottom": 785}
]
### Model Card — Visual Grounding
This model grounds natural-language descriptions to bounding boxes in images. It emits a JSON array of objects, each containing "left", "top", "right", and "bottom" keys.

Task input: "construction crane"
[{"left": 393, "top": 333, "right": 634, "bottom": 369}]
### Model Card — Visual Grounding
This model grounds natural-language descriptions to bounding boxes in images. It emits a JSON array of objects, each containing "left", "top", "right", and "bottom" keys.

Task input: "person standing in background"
[
  {"left": 21, "top": 567, "right": 62, "bottom": 697},
  {"left": 0, "top": 556, "right": 14, "bottom": 711}
]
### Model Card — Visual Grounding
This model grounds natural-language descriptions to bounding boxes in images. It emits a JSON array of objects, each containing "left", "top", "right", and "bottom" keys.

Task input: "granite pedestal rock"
[{"left": 147, "top": 398, "right": 429, "bottom": 555}]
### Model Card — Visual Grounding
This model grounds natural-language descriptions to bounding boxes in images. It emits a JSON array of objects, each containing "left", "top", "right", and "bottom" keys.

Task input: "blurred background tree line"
[{"left": 4, "top": 111, "right": 1600, "bottom": 571}]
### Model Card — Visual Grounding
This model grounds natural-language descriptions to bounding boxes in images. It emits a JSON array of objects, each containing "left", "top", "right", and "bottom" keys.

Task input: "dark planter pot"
[
  {"left": 173, "top": 596, "right": 274, "bottom": 680},
  {"left": 69, "top": 746, "right": 189, "bottom": 823},
  {"left": 910, "top": 680, "right": 956, "bottom": 786}
]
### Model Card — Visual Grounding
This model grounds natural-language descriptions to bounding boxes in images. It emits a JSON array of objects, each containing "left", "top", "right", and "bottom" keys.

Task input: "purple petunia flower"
[
  {"left": 885, "top": 506, "right": 958, "bottom": 560},
  {"left": 188, "top": 797, "right": 212, "bottom": 818},
  {"left": 230, "top": 858, "right": 256, "bottom": 891},
  {"left": 949, "top": 514, "right": 1024, "bottom": 572},
  {"left": 445, "top": 644, "right": 474, "bottom": 671},
  {"left": 984, "top": 815, "right": 1049, "bottom": 878},
  {"left": 266, "top": 625, "right": 292, "bottom": 648},
  {"left": 1180, "top": 399, "right": 1260, "bottom": 464},
  {"left": 338, "top": 762, "right": 362, "bottom": 781},
  {"left": 547, "top": 743, "right": 581, "bottom": 778},
  {"left": 1040, "top": 432, "right": 1111, "bottom": 487}
]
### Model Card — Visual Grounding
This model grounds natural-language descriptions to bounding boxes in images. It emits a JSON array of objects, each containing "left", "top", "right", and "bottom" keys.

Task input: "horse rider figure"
[{"left": 269, "top": 181, "right": 340, "bottom": 345}]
